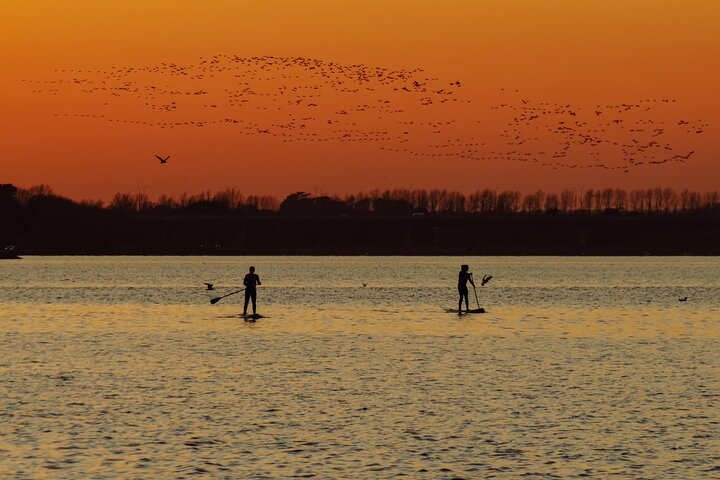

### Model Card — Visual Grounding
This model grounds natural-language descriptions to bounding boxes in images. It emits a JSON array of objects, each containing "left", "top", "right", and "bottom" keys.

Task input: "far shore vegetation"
[
  {"left": 3, "top": 183, "right": 720, "bottom": 255},
  {"left": 3, "top": 184, "right": 720, "bottom": 217}
]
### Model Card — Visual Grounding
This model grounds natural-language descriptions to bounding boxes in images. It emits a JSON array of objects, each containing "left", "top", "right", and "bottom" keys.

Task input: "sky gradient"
[{"left": 1, "top": 1, "right": 718, "bottom": 201}]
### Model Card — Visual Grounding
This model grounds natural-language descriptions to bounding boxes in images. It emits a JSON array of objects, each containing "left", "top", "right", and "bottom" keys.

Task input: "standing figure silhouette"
[
  {"left": 457, "top": 264, "right": 475, "bottom": 313},
  {"left": 243, "top": 266, "right": 261, "bottom": 315}
]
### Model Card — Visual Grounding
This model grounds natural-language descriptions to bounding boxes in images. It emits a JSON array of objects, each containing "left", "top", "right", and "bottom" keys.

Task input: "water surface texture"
[{"left": 1, "top": 256, "right": 719, "bottom": 479}]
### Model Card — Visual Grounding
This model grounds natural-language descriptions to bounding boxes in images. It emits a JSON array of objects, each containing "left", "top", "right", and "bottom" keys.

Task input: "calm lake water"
[{"left": 1, "top": 256, "right": 719, "bottom": 479}]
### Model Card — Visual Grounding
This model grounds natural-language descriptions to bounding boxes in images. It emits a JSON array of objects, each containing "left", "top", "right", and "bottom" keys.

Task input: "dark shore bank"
[
  {"left": 5, "top": 214, "right": 720, "bottom": 256},
  {"left": 3, "top": 184, "right": 719, "bottom": 255}
]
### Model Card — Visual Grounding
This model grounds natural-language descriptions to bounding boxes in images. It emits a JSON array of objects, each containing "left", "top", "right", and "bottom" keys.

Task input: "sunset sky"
[{"left": 1, "top": 1, "right": 718, "bottom": 201}]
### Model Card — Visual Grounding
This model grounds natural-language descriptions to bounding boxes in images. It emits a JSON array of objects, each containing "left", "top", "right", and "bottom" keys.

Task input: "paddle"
[
  {"left": 210, "top": 289, "right": 244, "bottom": 304},
  {"left": 470, "top": 274, "right": 481, "bottom": 310}
]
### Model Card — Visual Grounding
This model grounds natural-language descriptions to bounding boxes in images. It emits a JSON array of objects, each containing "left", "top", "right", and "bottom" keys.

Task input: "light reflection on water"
[{"left": 1, "top": 256, "right": 718, "bottom": 478}]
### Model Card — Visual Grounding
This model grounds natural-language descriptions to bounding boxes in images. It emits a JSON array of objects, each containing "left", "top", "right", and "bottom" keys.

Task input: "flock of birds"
[{"left": 24, "top": 54, "right": 709, "bottom": 172}]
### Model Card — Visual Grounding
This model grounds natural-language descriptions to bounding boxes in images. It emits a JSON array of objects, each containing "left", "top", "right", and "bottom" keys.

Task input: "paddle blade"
[{"left": 210, "top": 297, "right": 222, "bottom": 304}]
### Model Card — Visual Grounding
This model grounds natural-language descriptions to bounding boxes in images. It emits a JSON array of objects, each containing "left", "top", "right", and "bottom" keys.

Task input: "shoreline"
[
  {"left": 5, "top": 215, "right": 720, "bottom": 256},
  {"left": 6, "top": 252, "right": 719, "bottom": 257}
]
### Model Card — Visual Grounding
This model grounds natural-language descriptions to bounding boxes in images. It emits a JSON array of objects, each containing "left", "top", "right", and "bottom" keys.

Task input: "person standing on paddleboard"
[
  {"left": 243, "top": 266, "right": 261, "bottom": 316},
  {"left": 458, "top": 264, "right": 475, "bottom": 313}
]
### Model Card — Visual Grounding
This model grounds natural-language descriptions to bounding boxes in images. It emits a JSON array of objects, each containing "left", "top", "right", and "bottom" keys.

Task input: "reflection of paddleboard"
[{"left": 447, "top": 308, "right": 486, "bottom": 314}]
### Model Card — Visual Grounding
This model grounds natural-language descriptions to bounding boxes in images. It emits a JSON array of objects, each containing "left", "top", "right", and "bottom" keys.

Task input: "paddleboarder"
[
  {"left": 458, "top": 264, "right": 475, "bottom": 313},
  {"left": 243, "top": 266, "right": 262, "bottom": 316}
]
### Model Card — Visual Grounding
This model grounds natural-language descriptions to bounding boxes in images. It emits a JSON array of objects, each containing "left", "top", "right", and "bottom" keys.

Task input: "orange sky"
[{"left": 1, "top": 0, "right": 718, "bottom": 201}]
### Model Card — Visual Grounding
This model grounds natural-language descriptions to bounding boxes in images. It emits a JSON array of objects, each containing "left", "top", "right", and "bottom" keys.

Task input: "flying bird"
[{"left": 155, "top": 155, "right": 170, "bottom": 164}]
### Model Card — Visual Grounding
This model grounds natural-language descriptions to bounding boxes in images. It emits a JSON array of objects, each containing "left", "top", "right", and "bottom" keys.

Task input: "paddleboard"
[
  {"left": 447, "top": 308, "right": 486, "bottom": 314},
  {"left": 219, "top": 314, "right": 266, "bottom": 320}
]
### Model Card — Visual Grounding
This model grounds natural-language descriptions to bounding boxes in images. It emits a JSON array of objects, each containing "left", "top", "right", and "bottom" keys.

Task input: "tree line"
[{"left": 3, "top": 183, "right": 720, "bottom": 217}]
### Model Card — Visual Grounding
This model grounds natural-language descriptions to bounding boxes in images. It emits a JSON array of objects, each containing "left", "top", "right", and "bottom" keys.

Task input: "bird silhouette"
[{"left": 155, "top": 155, "right": 170, "bottom": 164}]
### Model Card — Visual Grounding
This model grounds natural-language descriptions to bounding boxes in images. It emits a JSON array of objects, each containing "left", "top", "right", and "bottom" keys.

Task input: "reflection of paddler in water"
[
  {"left": 458, "top": 264, "right": 475, "bottom": 313},
  {"left": 243, "top": 266, "right": 261, "bottom": 316}
]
